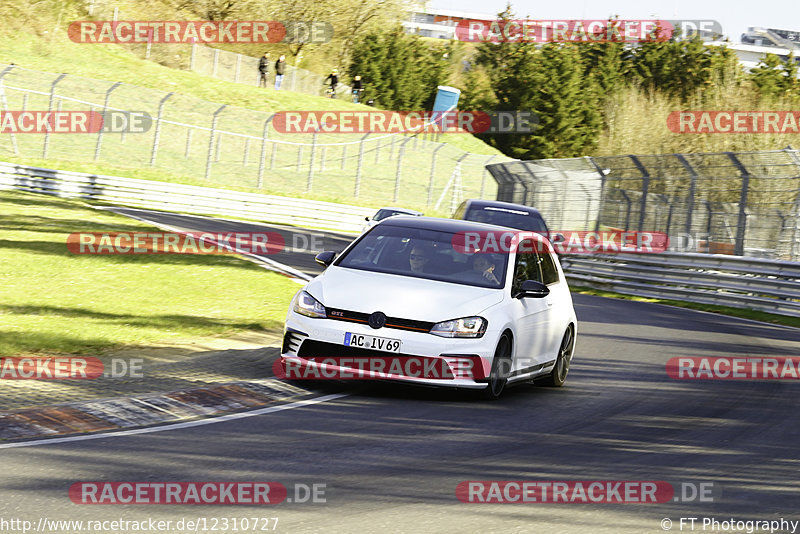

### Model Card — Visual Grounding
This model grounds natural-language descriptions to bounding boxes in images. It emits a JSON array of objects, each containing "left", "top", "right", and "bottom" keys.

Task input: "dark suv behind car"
[{"left": 453, "top": 199, "right": 550, "bottom": 236}]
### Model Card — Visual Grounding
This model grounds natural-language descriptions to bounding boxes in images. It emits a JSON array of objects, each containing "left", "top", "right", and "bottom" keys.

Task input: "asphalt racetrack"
[{"left": 2, "top": 209, "right": 799, "bottom": 533}]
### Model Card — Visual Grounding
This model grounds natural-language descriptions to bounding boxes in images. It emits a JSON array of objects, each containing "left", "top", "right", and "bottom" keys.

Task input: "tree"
[
  {"left": 750, "top": 52, "right": 800, "bottom": 100},
  {"left": 347, "top": 27, "right": 454, "bottom": 109}
]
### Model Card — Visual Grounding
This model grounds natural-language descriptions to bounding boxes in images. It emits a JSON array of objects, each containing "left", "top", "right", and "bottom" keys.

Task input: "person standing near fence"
[
  {"left": 352, "top": 75, "right": 363, "bottom": 103},
  {"left": 258, "top": 52, "right": 270, "bottom": 88},
  {"left": 274, "top": 55, "right": 286, "bottom": 90},
  {"left": 324, "top": 68, "right": 339, "bottom": 98}
]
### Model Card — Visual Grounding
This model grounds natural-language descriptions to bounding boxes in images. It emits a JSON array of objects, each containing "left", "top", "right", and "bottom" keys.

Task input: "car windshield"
[
  {"left": 465, "top": 206, "right": 548, "bottom": 234},
  {"left": 373, "top": 209, "right": 414, "bottom": 222},
  {"left": 336, "top": 224, "right": 507, "bottom": 288}
]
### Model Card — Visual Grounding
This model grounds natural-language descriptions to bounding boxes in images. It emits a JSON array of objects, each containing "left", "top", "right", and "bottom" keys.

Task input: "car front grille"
[
  {"left": 297, "top": 339, "right": 418, "bottom": 360},
  {"left": 324, "top": 308, "right": 435, "bottom": 333},
  {"left": 296, "top": 340, "right": 461, "bottom": 379}
]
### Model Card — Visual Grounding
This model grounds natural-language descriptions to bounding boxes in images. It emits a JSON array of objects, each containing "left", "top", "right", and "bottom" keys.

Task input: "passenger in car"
[{"left": 471, "top": 254, "right": 500, "bottom": 284}]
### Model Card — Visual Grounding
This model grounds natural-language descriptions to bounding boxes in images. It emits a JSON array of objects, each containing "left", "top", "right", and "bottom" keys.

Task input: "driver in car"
[{"left": 408, "top": 246, "right": 430, "bottom": 274}]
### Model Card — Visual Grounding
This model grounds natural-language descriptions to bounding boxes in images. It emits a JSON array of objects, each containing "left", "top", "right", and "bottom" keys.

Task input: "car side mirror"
[
  {"left": 364, "top": 216, "right": 370, "bottom": 221},
  {"left": 550, "top": 232, "right": 566, "bottom": 244},
  {"left": 315, "top": 251, "right": 337, "bottom": 267},
  {"left": 514, "top": 280, "right": 550, "bottom": 299}
]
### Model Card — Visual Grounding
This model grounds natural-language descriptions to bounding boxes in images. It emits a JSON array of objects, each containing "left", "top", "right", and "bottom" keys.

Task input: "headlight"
[
  {"left": 430, "top": 316, "right": 487, "bottom": 338},
  {"left": 293, "top": 291, "right": 327, "bottom": 318}
]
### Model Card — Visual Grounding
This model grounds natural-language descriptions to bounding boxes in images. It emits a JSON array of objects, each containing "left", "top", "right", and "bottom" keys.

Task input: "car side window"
[
  {"left": 453, "top": 202, "right": 466, "bottom": 219},
  {"left": 539, "top": 250, "right": 559, "bottom": 285},
  {"left": 511, "top": 240, "right": 542, "bottom": 295}
]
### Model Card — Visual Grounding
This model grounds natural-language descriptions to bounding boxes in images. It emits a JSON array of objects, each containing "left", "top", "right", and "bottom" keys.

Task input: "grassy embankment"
[{"left": 0, "top": 189, "right": 300, "bottom": 356}]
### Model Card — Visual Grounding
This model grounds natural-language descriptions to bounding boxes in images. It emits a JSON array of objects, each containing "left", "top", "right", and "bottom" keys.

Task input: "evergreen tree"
[
  {"left": 522, "top": 44, "right": 602, "bottom": 159},
  {"left": 347, "top": 27, "right": 454, "bottom": 109},
  {"left": 750, "top": 53, "right": 800, "bottom": 100}
]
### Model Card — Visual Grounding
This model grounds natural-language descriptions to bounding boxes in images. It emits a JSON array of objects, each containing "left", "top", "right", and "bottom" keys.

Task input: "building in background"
[
  {"left": 402, "top": 7, "right": 800, "bottom": 78},
  {"left": 403, "top": 6, "right": 494, "bottom": 39},
  {"left": 709, "top": 27, "right": 800, "bottom": 75}
]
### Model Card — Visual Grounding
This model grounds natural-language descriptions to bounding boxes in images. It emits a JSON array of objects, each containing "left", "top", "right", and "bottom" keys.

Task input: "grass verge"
[
  {"left": 571, "top": 286, "right": 800, "bottom": 328},
  {"left": 0, "top": 189, "right": 300, "bottom": 356}
]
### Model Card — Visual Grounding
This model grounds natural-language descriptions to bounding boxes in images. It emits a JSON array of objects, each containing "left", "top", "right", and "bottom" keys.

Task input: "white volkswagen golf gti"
[{"left": 279, "top": 216, "right": 577, "bottom": 399}]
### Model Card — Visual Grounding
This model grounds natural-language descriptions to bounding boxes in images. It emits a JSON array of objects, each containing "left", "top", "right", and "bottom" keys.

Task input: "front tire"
[
  {"left": 482, "top": 335, "right": 512, "bottom": 400},
  {"left": 540, "top": 326, "right": 574, "bottom": 387}
]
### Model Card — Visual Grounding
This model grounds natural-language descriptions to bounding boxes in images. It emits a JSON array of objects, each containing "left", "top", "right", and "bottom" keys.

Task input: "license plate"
[{"left": 344, "top": 332, "right": 401, "bottom": 353}]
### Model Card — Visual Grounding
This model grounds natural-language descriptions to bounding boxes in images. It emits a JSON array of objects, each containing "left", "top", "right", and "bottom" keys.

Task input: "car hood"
[{"left": 306, "top": 266, "right": 504, "bottom": 322}]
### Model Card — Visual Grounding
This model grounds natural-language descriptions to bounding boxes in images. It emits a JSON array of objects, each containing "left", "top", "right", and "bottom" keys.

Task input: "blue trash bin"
[{"left": 430, "top": 85, "right": 460, "bottom": 132}]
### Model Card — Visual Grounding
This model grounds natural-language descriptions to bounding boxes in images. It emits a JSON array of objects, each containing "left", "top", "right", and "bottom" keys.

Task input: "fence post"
[
  {"left": 703, "top": 201, "right": 714, "bottom": 251},
  {"left": 42, "top": 73, "right": 67, "bottom": 159},
  {"left": 427, "top": 144, "right": 445, "bottom": 207},
  {"left": 257, "top": 115, "right": 274, "bottom": 189},
  {"left": 190, "top": 42, "right": 197, "bottom": 71},
  {"left": 354, "top": 133, "right": 369, "bottom": 198},
  {"left": 94, "top": 81, "right": 121, "bottom": 161},
  {"left": 150, "top": 92, "right": 173, "bottom": 166},
  {"left": 184, "top": 129, "right": 192, "bottom": 158},
  {"left": 340, "top": 144, "right": 347, "bottom": 171},
  {"left": 307, "top": 131, "right": 318, "bottom": 192},
  {"left": 374, "top": 137, "right": 381, "bottom": 163},
  {"left": 296, "top": 146, "right": 304, "bottom": 172},
  {"left": 480, "top": 155, "right": 498, "bottom": 198},
  {"left": 675, "top": 154, "right": 698, "bottom": 235},
  {"left": 620, "top": 190, "right": 632, "bottom": 230},
  {"left": 727, "top": 152, "right": 751, "bottom": 256},
  {"left": 0, "top": 65, "right": 19, "bottom": 156},
  {"left": 629, "top": 155, "right": 650, "bottom": 232},
  {"left": 145, "top": 28, "right": 153, "bottom": 60},
  {"left": 586, "top": 157, "right": 608, "bottom": 232},
  {"left": 235, "top": 54, "right": 241, "bottom": 83},
  {"left": 212, "top": 48, "right": 219, "bottom": 77},
  {"left": 521, "top": 162, "right": 542, "bottom": 207},
  {"left": 205, "top": 104, "right": 227, "bottom": 180},
  {"left": 787, "top": 149, "right": 800, "bottom": 261},
  {"left": 393, "top": 137, "right": 412, "bottom": 202},
  {"left": 576, "top": 183, "right": 592, "bottom": 230}
]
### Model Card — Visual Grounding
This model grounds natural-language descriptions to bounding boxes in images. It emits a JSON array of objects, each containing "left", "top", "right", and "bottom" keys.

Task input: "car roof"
[
  {"left": 376, "top": 207, "right": 423, "bottom": 215},
  {"left": 380, "top": 215, "right": 548, "bottom": 240},
  {"left": 463, "top": 199, "right": 543, "bottom": 216}
]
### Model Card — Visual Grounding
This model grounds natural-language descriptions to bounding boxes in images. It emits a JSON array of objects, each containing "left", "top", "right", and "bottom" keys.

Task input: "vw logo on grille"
[{"left": 368, "top": 311, "right": 387, "bottom": 329}]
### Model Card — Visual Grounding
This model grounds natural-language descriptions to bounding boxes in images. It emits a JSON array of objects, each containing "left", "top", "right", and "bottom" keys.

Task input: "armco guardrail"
[
  {"left": 5, "top": 160, "right": 799, "bottom": 317},
  {"left": 0, "top": 161, "right": 373, "bottom": 233},
  {"left": 561, "top": 252, "right": 800, "bottom": 318}
]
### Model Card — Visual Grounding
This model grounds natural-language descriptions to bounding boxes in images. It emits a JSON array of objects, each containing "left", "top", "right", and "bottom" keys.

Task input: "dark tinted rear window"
[{"left": 464, "top": 206, "right": 548, "bottom": 234}]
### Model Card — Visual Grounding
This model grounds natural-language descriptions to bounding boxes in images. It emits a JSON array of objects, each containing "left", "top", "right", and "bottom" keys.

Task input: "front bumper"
[{"left": 280, "top": 312, "right": 500, "bottom": 389}]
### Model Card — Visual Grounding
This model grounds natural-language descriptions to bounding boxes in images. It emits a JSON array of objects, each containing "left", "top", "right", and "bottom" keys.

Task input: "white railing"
[{"left": 0, "top": 161, "right": 373, "bottom": 233}]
